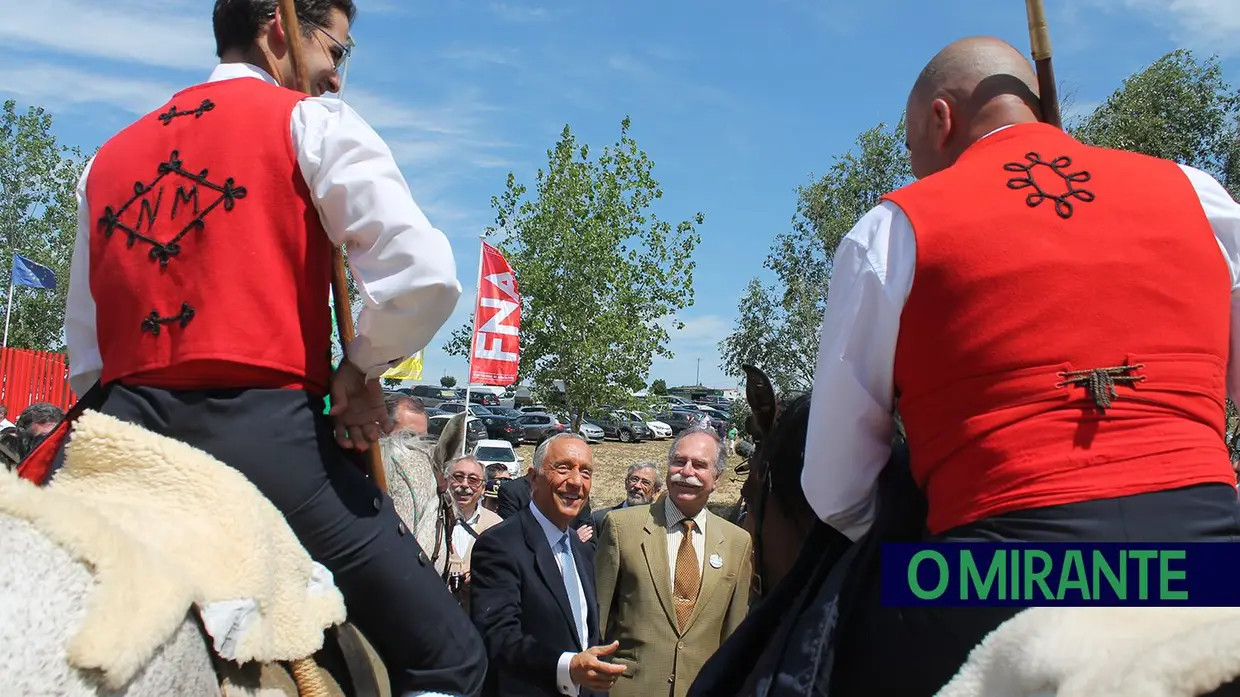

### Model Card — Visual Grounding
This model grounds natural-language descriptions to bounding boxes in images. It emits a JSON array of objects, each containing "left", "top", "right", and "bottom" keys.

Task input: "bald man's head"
[{"left": 905, "top": 37, "right": 1042, "bottom": 179}]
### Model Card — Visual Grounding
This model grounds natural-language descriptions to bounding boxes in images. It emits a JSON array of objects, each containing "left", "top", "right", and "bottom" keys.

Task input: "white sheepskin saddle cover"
[
  {"left": 936, "top": 606, "right": 1240, "bottom": 697},
  {"left": 0, "top": 409, "right": 346, "bottom": 688}
]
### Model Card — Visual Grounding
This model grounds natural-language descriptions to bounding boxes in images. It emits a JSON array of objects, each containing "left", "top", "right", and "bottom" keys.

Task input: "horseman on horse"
[
  {"left": 694, "top": 24, "right": 1240, "bottom": 697},
  {"left": 16, "top": 1, "right": 487, "bottom": 694}
]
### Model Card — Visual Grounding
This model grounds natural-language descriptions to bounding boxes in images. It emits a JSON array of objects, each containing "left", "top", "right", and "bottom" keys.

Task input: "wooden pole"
[
  {"left": 1025, "top": 0, "right": 1062, "bottom": 129},
  {"left": 277, "top": 0, "right": 387, "bottom": 492}
]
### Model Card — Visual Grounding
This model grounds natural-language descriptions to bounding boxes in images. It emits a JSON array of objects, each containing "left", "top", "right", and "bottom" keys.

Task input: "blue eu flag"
[{"left": 10, "top": 254, "right": 56, "bottom": 290}]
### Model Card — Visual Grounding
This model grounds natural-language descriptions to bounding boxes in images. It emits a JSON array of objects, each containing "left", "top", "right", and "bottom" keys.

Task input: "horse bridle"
[
  {"left": 433, "top": 484, "right": 457, "bottom": 583},
  {"left": 743, "top": 430, "right": 777, "bottom": 600}
]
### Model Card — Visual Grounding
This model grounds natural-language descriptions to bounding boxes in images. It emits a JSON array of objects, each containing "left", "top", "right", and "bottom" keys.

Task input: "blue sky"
[{"left": 4, "top": 0, "right": 1239, "bottom": 389}]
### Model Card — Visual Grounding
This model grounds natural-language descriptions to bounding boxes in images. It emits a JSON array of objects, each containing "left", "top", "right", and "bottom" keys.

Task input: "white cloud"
[
  {"left": 3, "top": 0, "right": 215, "bottom": 71},
  {"left": 489, "top": 3, "right": 549, "bottom": 22},
  {"left": 0, "top": 61, "right": 182, "bottom": 116},
  {"left": 1107, "top": 0, "right": 1240, "bottom": 55}
]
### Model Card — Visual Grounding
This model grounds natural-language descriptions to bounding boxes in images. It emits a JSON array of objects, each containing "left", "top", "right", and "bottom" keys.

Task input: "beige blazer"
[{"left": 594, "top": 496, "right": 752, "bottom": 697}]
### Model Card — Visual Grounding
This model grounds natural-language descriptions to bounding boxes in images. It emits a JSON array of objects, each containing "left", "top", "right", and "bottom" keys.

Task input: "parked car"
[
  {"left": 478, "top": 414, "right": 523, "bottom": 445},
  {"left": 468, "top": 391, "right": 501, "bottom": 406},
  {"left": 409, "top": 384, "right": 460, "bottom": 407},
  {"left": 628, "top": 410, "right": 672, "bottom": 439},
  {"left": 591, "top": 411, "right": 651, "bottom": 443},
  {"left": 698, "top": 405, "right": 730, "bottom": 420},
  {"left": 578, "top": 421, "right": 605, "bottom": 443},
  {"left": 427, "top": 413, "right": 489, "bottom": 444},
  {"left": 439, "top": 402, "right": 495, "bottom": 417},
  {"left": 518, "top": 405, "right": 550, "bottom": 414},
  {"left": 657, "top": 410, "right": 710, "bottom": 434},
  {"left": 512, "top": 413, "right": 568, "bottom": 444},
  {"left": 472, "top": 439, "right": 523, "bottom": 477},
  {"left": 488, "top": 406, "right": 523, "bottom": 419},
  {"left": 424, "top": 406, "right": 446, "bottom": 419}
]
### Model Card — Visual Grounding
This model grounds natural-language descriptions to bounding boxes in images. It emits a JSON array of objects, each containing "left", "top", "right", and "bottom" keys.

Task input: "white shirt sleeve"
[
  {"left": 800, "top": 201, "right": 915, "bottom": 542},
  {"left": 557, "top": 651, "right": 579, "bottom": 696},
  {"left": 66, "top": 157, "right": 102, "bottom": 398},
  {"left": 293, "top": 98, "right": 463, "bottom": 380},
  {"left": 1178, "top": 165, "right": 1240, "bottom": 401}
]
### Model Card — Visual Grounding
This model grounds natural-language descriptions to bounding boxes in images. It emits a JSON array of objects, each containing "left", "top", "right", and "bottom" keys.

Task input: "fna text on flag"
[
  {"left": 10, "top": 254, "right": 56, "bottom": 290},
  {"left": 468, "top": 241, "right": 520, "bottom": 386}
]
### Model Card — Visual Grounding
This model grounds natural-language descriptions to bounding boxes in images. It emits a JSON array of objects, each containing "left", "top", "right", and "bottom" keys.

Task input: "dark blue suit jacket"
[{"left": 470, "top": 505, "right": 602, "bottom": 697}]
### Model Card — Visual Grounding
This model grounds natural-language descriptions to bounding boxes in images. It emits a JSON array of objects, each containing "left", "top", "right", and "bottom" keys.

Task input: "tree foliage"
[
  {"left": 381, "top": 377, "right": 402, "bottom": 390},
  {"left": 0, "top": 100, "right": 87, "bottom": 353},
  {"left": 718, "top": 120, "right": 912, "bottom": 392},
  {"left": 446, "top": 117, "right": 703, "bottom": 428},
  {"left": 440, "top": 375, "right": 457, "bottom": 388},
  {"left": 649, "top": 378, "right": 668, "bottom": 395},
  {"left": 1072, "top": 49, "right": 1240, "bottom": 199}
]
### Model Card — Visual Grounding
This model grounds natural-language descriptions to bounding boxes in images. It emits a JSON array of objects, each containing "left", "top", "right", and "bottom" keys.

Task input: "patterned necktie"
[
  {"left": 557, "top": 533, "right": 586, "bottom": 647},
  {"left": 674, "top": 519, "right": 701, "bottom": 631}
]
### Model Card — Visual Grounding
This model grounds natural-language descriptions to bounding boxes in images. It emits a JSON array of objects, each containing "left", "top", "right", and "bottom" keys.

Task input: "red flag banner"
[{"left": 468, "top": 242, "right": 521, "bottom": 385}]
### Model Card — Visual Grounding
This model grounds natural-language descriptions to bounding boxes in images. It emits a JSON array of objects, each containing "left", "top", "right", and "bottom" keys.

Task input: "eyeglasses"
[
  {"left": 451, "top": 472, "right": 484, "bottom": 487},
  {"left": 299, "top": 17, "right": 353, "bottom": 69}
]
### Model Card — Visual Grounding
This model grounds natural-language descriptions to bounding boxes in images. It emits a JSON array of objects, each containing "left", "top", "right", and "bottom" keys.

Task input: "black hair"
[
  {"left": 212, "top": 0, "right": 357, "bottom": 58},
  {"left": 16, "top": 402, "right": 64, "bottom": 431}
]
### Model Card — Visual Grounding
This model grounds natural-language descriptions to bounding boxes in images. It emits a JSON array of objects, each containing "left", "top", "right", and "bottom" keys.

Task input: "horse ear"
[
  {"left": 742, "top": 364, "right": 778, "bottom": 438},
  {"left": 435, "top": 412, "right": 469, "bottom": 467}
]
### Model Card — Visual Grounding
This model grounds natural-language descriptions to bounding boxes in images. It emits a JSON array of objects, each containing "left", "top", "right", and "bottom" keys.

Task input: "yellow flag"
[{"left": 383, "top": 352, "right": 424, "bottom": 381}]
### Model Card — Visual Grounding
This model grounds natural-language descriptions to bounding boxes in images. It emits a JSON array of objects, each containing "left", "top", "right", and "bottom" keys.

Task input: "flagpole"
[
  {"left": 2, "top": 282, "right": 13, "bottom": 348},
  {"left": 462, "top": 235, "right": 486, "bottom": 457}
]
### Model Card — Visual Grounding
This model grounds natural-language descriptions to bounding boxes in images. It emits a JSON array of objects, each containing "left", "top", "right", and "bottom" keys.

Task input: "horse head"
[{"left": 743, "top": 364, "right": 779, "bottom": 445}]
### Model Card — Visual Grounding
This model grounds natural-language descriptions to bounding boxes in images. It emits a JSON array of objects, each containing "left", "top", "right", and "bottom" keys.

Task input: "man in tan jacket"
[{"left": 595, "top": 427, "right": 752, "bottom": 697}]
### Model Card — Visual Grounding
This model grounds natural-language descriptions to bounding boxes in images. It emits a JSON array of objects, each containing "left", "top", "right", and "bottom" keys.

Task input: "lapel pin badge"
[{"left": 709, "top": 553, "right": 723, "bottom": 569}]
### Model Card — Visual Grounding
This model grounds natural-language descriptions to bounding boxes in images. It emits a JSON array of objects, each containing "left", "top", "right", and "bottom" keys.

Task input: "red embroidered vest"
[
  {"left": 85, "top": 77, "right": 334, "bottom": 395},
  {"left": 884, "top": 122, "right": 1234, "bottom": 534}
]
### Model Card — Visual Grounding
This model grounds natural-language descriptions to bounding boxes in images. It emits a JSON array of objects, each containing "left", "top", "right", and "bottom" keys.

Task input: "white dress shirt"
[
  {"left": 802, "top": 147, "right": 1240, "bottom": 543},
  {"left": 64, "top": 62, "right": 462, "bottom": 396},
  {"left": 528, "top": 502, "right": 589, "bottom": 697},
  {"left": 663, "top": 496, "right": 707, "bottom": 582}
]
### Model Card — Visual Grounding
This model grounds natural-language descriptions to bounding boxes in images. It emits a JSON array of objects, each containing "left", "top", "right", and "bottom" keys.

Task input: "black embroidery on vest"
[
  {"left": 141, "top": 302, "right": 195, "bottom": 335},
  {"left": 97, "top": 150, "right": 247, "bottom": 268},
  {"left": 1003, "top": 152, "right": 1095, "bottom": 219},
  {"left": 158, "top": 99, "right": 215, "bottom": 126},
  {"left": 1055, "top": 364, "right": 1145, "bottom": 413}
]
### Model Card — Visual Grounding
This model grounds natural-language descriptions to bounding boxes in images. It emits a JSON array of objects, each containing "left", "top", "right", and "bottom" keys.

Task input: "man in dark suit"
[
  {"left": 470, "top": 432, "right": 627, "bottom": 696},
  {"left": 497, "top": 467, "right": 593, "bottom": 528}
]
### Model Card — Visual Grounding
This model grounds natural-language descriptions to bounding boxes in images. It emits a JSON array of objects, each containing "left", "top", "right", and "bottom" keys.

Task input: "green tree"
[
  {"left": 718, "top": 120, "right": 911, "bottom": 392},
  {"left": 381, "top": 377, "right": 402, "bottom": 390},
  {"left": 649, "top": 378, "right": 668, "bottom": 395},
  {"left": 440, "top": 375, "right": 457, "bottom": 388},
  {"left": 447, "top": 117, "right": 703, "bottom": 429},
  {"left": 1073, "top": 49, "right": 1240, "bottom": 199},
  {"left": 0, "top": 100, "right": 88, "bottom": 353}
]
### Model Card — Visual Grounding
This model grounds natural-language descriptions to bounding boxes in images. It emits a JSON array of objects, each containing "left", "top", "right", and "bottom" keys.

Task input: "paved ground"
[{"left": 514, "top": 437, "right": 747, "bottom": 515}]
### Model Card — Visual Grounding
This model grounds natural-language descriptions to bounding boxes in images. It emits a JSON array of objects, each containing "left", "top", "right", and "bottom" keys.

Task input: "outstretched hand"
[
  {"left": 328, "top": 360, "right": 393, "bottom": 451},
  {"left": 569, "top": 641, "right": 626, "bottom": 692}
]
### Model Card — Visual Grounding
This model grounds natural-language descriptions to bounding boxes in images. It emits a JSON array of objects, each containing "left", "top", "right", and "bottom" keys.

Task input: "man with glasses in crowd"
[
  {"left": 446, "top": 455, "right": 502, "bottom": 612},
  {"left": 54, "top": 1, "right": 485, "bottom": 695}
]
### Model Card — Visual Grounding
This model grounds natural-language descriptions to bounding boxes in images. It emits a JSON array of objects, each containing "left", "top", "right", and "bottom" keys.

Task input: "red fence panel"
[{"left": 0, "top": 348, "right": 77, "bottom": 419}]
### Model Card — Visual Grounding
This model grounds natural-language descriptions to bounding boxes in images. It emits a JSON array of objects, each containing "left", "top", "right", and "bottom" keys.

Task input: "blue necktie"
[{"left": 557, "top": 533, "right": 586, "bottom": 646}]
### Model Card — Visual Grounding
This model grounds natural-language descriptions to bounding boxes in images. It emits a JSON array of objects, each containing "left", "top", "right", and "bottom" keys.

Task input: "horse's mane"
[{"left": 761, "top": 391, "right": 813, "bottom": 516}]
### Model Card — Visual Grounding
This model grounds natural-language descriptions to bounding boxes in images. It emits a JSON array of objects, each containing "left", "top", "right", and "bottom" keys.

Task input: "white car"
[
  {"left": 630, "top": 410, "right": 672, "bottom": 439},
  {"left": 578, "top": 421, "right": 605, "bottom": 443},
  {"left": 472, "top": 439, "right": 523, "bottom": 477}
]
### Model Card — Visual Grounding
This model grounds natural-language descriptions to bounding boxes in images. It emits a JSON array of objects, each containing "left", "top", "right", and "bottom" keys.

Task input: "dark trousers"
[
  {"left": 831, "top": 484, "right": 1240, "bottom": 697},
  {"left": 80, "top": 384, "right": 487, "bottom": 697}
]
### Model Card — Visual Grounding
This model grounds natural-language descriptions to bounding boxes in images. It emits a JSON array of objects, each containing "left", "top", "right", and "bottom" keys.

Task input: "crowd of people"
[{"left": 377, "top": 389, "right": 750, "bottom": 696}]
